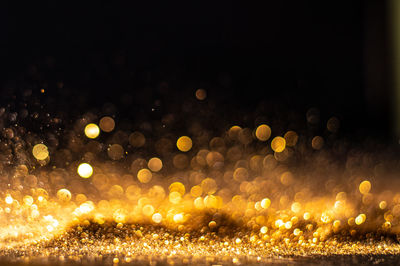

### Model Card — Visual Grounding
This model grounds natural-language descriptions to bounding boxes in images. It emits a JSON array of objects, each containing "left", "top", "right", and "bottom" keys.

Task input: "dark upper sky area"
[{"left": 0, "top": 1, "right": 390, "bottom": 137}]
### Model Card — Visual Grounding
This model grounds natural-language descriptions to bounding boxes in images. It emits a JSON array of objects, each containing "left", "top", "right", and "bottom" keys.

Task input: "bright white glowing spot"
[
  {"left": 173, "top": 213, "right": 184, "bottom": 223},
  {"left": 84, "top": 123, "right": 100, "bottom": 139},
  {"left": 152, "top": 213, "right": 163, "bottom": 223},
  {"left": 77, "top": 163, "right": 93, "bottom": 178},
  {"left": 5, "top": 195, "right": 13, "bottom": 204}
]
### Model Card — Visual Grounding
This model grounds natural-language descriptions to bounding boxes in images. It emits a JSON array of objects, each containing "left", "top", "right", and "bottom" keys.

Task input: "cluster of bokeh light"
[{"left": 1, "top": 88, "right": 400, "bottom": 264}]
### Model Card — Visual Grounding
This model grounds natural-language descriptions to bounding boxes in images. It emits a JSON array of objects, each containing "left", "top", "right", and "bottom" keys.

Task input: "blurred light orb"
[
  {"left": 107, "top": 144, "right": 124, "bottom": 160},
  {"left": 359, "top": 180, "right": 371, "bottom": 195},
  {"left": 99, "top": 116, "right": 115, "bottom": 132},
  {"left": 77, "top": 163, "right": 93, "bottom": 178},
  {"left": 355, "top": 214, "right": 366, "bottom": 225},
  {"left": 311, "top": 136, "right": 324, "bottom": 150},
  {"left": 32, "top": 143, "right": 49, "bottom": 160},
  {"left": 284, "top": 131, "right": 298, "bottom": 147},
  {"left": 84, "top": 123, "right": 100, "bottom": 139},
  {"left": 148, "top": 157, "right": 163, "bottom": 172},
  {"left": 195, "top": 88, "right": 207, "bottom": 100},
  {"left": 177, "top": 136, "right": 192, "bottom": 152},
  {"left": 152, "top": 213, "right": 162, "bottom": 223},
  {"left": 57, "top": 188, "right": 72, "bottom": 202},
  {"left": 271, "top": 137, "right": 286, "bottom": 153},
  {"left": 255, "top": 124, "right": 271, "bottom": 141},
  {"left": 327, "top": 117, "right": 340, "bottom": 133},
  {"left": 137, "top": 168, "right": 152, "bottom": 183},
  {"left": 129, "top": 131, "right": 146, "bottom": 147}
]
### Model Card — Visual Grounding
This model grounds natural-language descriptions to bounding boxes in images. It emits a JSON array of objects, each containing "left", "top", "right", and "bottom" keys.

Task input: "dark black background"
[{"left": 0, "top": 1, "right": 391, "bottom": 139}]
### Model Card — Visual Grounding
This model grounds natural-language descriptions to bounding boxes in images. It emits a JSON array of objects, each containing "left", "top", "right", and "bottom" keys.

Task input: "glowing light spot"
[
  {"left": 142, "top": 205, "right": 155, "bottom": 216},
  {"left": 195, "top": 88, "right": 207, "bottom": 100},
  {"left": 169, "top": 191, "right": 182, "bottom": 204},
  {"left": 84, "top": 123, "right": 100, "bottom": 139},
  {"left": 271, "top": 137, "right": 286, "bottom": 152},
  {"left": 169, "top": 182, "right": 186, "bottom": 195},
  {"left": 23, "top": 195, "right": 33, "bottom": 206},
  {"left": 208, "top": 220, "right": 217, "bottom": 229},
  {"left": 359, "top": 180, "right": 371, "bottom": 194},
  {"left": 201, "top": 178, "right": 217, "bottom": 195},
  {"left": 355, "top": 214, "right": 366, "bottom": 225},
  {"left": 137, "top": 169, "right": 152, "bottom": 183},
  {"left": 32, "top": 143, "right": 49, "bottom": 160},
  {"left": 255, "top": 124, "right": 271, "bottom": 141},
  {"left": 57, "top": 189, "right": 72, "bottom": 202},
  {"left": 333, "top": 220, "right": 341, "bottom": 228},
  {"left": 79, "top": 202, "right": 95, "bottom": 214},
  {"left": 379, "top": 201, "right": 387, "bottom": 209},
  {"left": 5, "top": 195, "right": 13, "bottom": 204},
  {"left": 190, "top": 185, "right": 203, "bottom": 197},
  {"left": 173, "top": 213, "right": 184, "bottom": 223},
  {"left": 260, "top": 226, "right": 268, "bottom": 234},
  {"left": 303, "top": 212, "right": 311, "bottom": 220},
  {"left": 177, "top": 136, "right": 192, "bottom": 152},
  {"left": 148, "top": 157, "right": 163, "bottom": 172},
  {"left": 291, "top": 202, "right": 301, "bottom": 213},
  {"left": 99, "top": 116, "right": 115, "bottom": 132},
  {"left": 77, "top": 163, "right": 93, "bottom": 178},
  {"left": 152, "top": 213, "right": 162, "bottom": 223},
  {"left": 261, "top": 198, "right": 271, "bottom": 209}
]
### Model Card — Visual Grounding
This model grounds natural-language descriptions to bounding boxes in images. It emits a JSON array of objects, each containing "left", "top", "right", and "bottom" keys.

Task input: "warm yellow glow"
[
  {"left": 77, "top": 163, "right": 93, "bottom": 178},
  {"left": 271, "top": 137, "right": 286, "bottom": 152},
  {"left": 169, "top": 191, "right": 182, "bottom": 204},
  {"left": 255, "top": 124, "right": 271, "bottom": 141},
  {"left": 190, "top": 185, "right": 202, "bottom": 197},
  {"left": 176, "top": 136, "right": 192, "bottom": 152},
  {"left": 137, "top": 169, "right": 152, "bottom": 183},
  {"left": 99, "top": 116, "right": 115, "bottom": 132},
  {"left": 173, "top": 213, "right": 184, "bottom": 223},
  {"left": 379, "top": 201, "right": 387, "bottom": 209},
  {"left": 5, "top": 195, "right": 13, "bottom": 204},
  {"left": 355, "top": 214, "right": 366, "bottom": 225},
  {"left": 359, "top": 180, "right": 371, "bottom": 195},
  {"left": 152, "top": 213, "right": 162, "bottom": 223},
  {"left": 32, "top": 143, "right": 49, "bottom": 160},
  {"left": 261, "top": 198, "right": 271, "bottom": 209},
  {"left": 142, "top": 205, "right": 155, "bottom": 216},
  {"left": 57, "top": 189, "right": 72, "bottom": 202},
  {"left": 84, "top": 123, "right": 100, "bottom": 139}
]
